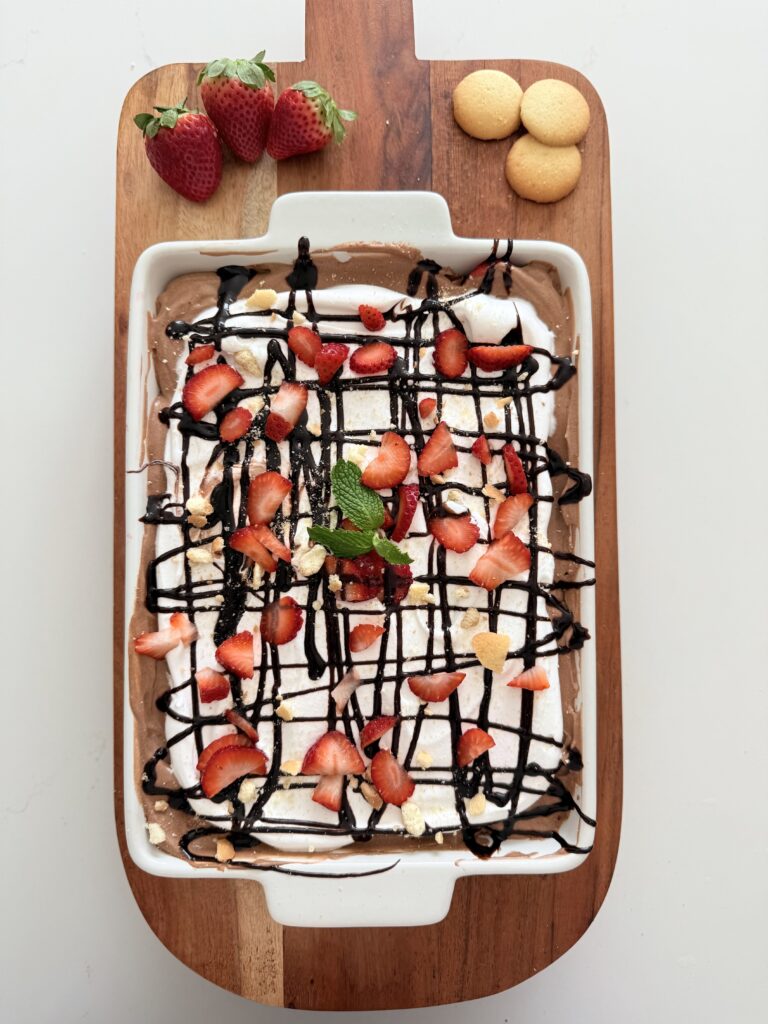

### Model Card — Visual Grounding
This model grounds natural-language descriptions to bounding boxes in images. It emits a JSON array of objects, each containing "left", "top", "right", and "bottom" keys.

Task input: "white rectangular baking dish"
[{"left": 123, "top": 190, "right": 596, "bottom": 928}]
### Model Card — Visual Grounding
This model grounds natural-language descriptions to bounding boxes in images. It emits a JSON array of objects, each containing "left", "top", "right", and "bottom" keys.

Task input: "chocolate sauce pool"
[{"left": 138, "top": 239, "right": 595, "bottom": 869}]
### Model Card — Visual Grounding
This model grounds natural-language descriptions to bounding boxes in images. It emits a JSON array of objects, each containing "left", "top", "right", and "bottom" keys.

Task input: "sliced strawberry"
[
  {"left": 469, "top": 533, "right": 531, "bottom": 590},
  {"left": 417, "top": 421, "right": 458, "bottom": 476},
  {"left": 247, "top": 470, "right": 291, "bottom": 525},
  {"left": 301, "top": 730, "right": 365, "bottom": 775},
  {"left": 169, "top": 611, "right": 197, "bottom": 645},
  {"left": 287, "top": 325, "right": 322, "bottom": 367},
  {"left": 342, "top": 581, "right": 381, "bottom": 603},
  {"left": 468, "top": 344, "right": 533, "bottom": 371},
  {"left": 260, "top": 595, "right": 303, "bottom": 645},
  {"left": 469, "top": 259, "right": 492, "bottom": 279},
  {"left": 251, "top": 524, "right": 291, "bottom": 562},
  {"left": 349, "top": 623, "right": 385, "bottom": 652},
  {"left": 228, "top": 526, "right": 278, "bottom": 572},
  {"left": 457, "top": 727, "right": 496, "bottom": 767},
  {"left": 361, "top": 431, "right": 411, "bottom": 490},
  {"left": 390, "top": 563, "right": 413, "bottom": 604},
  {"left": 433, "top": 328, "right": 468, "bottom": 378},
  {"left": 370, "top": 749, "right": 415, "bottom": 807},
  {"left": 407, "top": 671, "right": 466, "bottom": 703},
  {"left": 219, "top": 407, "right": 253, "bottom": 442},
  {"left": 265, "top": 381, "right": 308, "bottom": 441},
  {"left": 471, "top": 435, "right": 492, "bottom": 465},
  {"left": 507, "top": 665, "right": 550, "bottom": 691},
  {"left": 428, "top": 512, "right": 479, "bottom": 553},
  {"left": 493, "top": 493, "right": 534, "bottom": 539},
  {"left": 133, "top": 627, "right": 179, "bottom": 659},
  {"left": 312, "top": 773, "right": 345, "bottom": 811},
  {"left": 360, "top": 715, "right": 399, "bottom": 750},
  {"left": 182, "top": 364, "right": 244, "bottom": 421},
  {"left": 215, "top": 631, "right": 254, "bottom": 678},
  {"left": 196, "top": 733, "right": 253, "bottom": 774},
  {"left": 340, "top": 553, "right": 386, "bottom": 583},
  {"left": 502, "top": 443, "right": 528, "bottom": 495},
  {"left": 349, "top": 341, "right": 397, "bottom": 375},
  {"left": 186, "top": 343, "right": 216, "bottom": 366},
  {"left": 391, "top": 483, "right": 420, "bottom": 541},
  {"left": 225, "top": 708, "right": 260, "bottom": 743},
  {"left": 201, "top": 745, "right": 268, "bottom": 798},
  {"left": 382, "top": 507, "right": 395, "bottom": 531},
  {"left": 315, "top": 342, "right": 349, "bottom": 385},
  {"left": 358, "top": 304, "right": 386, "bottom": 331},
  {"left": 418, "top": 397, "right": 437, "bottom": 419},
  {"left": 195, "top": 668, "right": 230, "bottom": 703}
]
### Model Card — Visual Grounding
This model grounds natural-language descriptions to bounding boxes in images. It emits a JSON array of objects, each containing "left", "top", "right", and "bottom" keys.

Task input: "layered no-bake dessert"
[{"left": 129, "top": 239, "right": 594, "bottom": 868}]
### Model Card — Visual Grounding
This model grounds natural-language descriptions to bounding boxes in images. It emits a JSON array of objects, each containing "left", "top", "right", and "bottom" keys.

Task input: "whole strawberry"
[
  {"left": 266, "top": 81, "right": 356, "bottom": 160},
  {"left": 198, "top": 52, "right": 276, "bottom": 162},
  {"left": 134, "top": 102, "right": 222, "bottom": 202}
]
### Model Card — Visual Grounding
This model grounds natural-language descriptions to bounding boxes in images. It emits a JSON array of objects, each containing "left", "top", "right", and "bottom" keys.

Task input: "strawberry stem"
[
  {"left": 198, "top": 54, "right": 276, "bottom": 89},
  {"left": 291, "top": 80, "right": 357, "bottom": 143}
]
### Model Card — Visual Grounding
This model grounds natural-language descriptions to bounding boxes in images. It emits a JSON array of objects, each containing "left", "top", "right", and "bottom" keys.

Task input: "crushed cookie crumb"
[
  {"left": 435, "top": 831, "right": 445, "bottom": 845},
  {"left": 291, "top": 309, "right": 306, "bottom": 325},
  {"left": 312, "top": 598, "right": 323, "bottom": 611},
  {"left": 472, "top": 631, "right": 510, "bottom": 672},
  {"left": 307, "top": 421, "right": 322, "bottom": 437},
  {"left": 211, "top": 536, "right": 224, "bottom": 555},
  {"left": 483, "top": 410, "right": 500, "bottom": 429},
  {"left": 346, "top": 444, "right": 368, "bottom": 467},
  {"left": 496, "top": 396, "right": 514, "bottom": 408},
  {"left": 454, "top": 585, "right": 470, "bottom": 599},
  {"left": 280, "top": 759, "right": 301, "bottom": 776},
  {"left": 238, "top": 778, "right": 258, "bottom": 803},
  {"left": 234, "top": 348, "right": 262, "bottom": 376},
  {"left": 430, "top": 474, "right": 447, "bottom": 485},
  {"left": 187, "top": 514, "right": 208, "bottom": 528},
  {"left": 187, "top": 547, "right": 214, "bottom": 564},
  {"left": 245, "top": 287, "right": 277, "bottom": 310},
  {"left": 186, "top": 495, "right": 213, "bottom": 517},
  {"left": 407, "top": 582, "right": 435, "bottom": 605},
  {"left": 482, "top": 483, "right": 506, "bottom": 502},
  {"left": 275, "top": 701, "right": 294, "bottom": 722},
  {"left": 401, "top": 801, "right": 426, "bottom": 837},
  {"left": 416, "top": 748, "right": 433, "bottom": 769},
  {"left": 360, "top": 781, "right": 384, "bottom": 810},
  {"left": 467, "top": 792, "right": 487, "bottom": 816},
  {"left": 419, "top": 346, "right": 427, "bottom": 360},
  {"left": 328, "top": 574, "right": 342, "bottom": 593},
  {"left": 460, "top": 607, "right": 481, "bottom": 629},
  {"left": 215, "top": 837, "right": 236, "bottom": 862},
  {"left": 296, "top": 543, "right": 328, "bottom": 577},
  {"left": 153, "top": 800, "right": 169, "bottom": 813},
  {"left": 146, "top": 822, "right": 166, "bottom": 845}
]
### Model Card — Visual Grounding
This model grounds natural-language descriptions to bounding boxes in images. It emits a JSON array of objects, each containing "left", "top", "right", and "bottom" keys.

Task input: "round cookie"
[
  {"left": 452, "top": 69, "right": 523, "bottom": 140},
  {"left": 505, "top": 135, "right": 582, "bottom": 203},
  {"left": 520, "top": 79, "right": 590, "bottom": 146}
]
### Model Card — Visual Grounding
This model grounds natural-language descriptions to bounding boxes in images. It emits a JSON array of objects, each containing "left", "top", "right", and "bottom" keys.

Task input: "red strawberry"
[
  {"left": 349, "top": 623, "right": 385, "bottom": 652},
  {"left": 266, "top": 81, "right": 356, "bottom": 160},
  {"left": 391, "top": 483, "right": 420, "bottom": 541},
  {"left": 311, "top": 774, "right": 345, "bottom": 811},
  {"left": 251, "top": 524, "right": 291, "bottom": 562},
  {"left": 133, "top": 626, "right": 179, "bottom": 659},
  {"left": 247, "top": 470, "right": 291, "bottom": 524},
  {"left": 182, "top": 364, "right": 244, "bottom": 421},
  {"left": 342, "top": 581, "right": 381, "bottom": 603},
  {"left": 265, "top": 381, "right": 307, "bottom": 440},
  {"left": 195, "top": 668, "right": 230, "bottom": 703},
  {"left": 260, "top": 595, "right": 303, "bottom": 645},
  {"left": 224, "top": 708, "right": 260, "bottom": 743},
  {"left": 349, "top": 341, "right": 397, "bottom": 375},
  {"left": 428, "top": 512, "right": 479, "bottom": 553},
  {"left": 229, "top": 524, "right": 289, "bottom": 572},
  {"left": 186, "top": 344, "right": 216, "bottom": 365},
  {"left": 502, "top": 443, "right": 528, "bottom": 495},
  {"left": 360, "top": 715, "right": 399, "bottom": 750},
  {"left": 358, "top": 304, "right": 386, "bottom": 331},
  {"left": 493, "top": 493, "right": 534, "bottom": 539},
  {"left": 433, "top": 328, "right": 468, "bottom": 378},
  {"left": 215, "top": 631, "right": 254, "bottom": 678},
  {"left": 417, "top": 421, "right": 458, "bottom": 476},
  {"left": 390, "top": 564, "right": 413, "bottom": 604},
  {"left": 468, "top": 344, "right": 533, "bottom": 371},
  {"left": 469, "top": 533, "right": 531, "bottom": 590},
  {"left": 507, "top": 665, "right": 550, "bottom": 691},
  {"left": 198, "top": 53, "right": 275, "bottom": 162},
  {"left": 196, "top": 733, "right": 253, "bottom": 774},
  {"left": 287, "top": 325, "right": 322, "bottom": 367},
  {"left": 219, "top": 407, "right": 253, "bottom": 442},
  {"left": 134, "top": 103, "right": 222, "bottom": 202},
  {"left": 382, "top": 507, "right": 395, "bottom": 531},
  {"left": 457, "top": 727, "right": 495, "bottom": 767},
  {"left": 407, "top": 671, "right": 466, "bottom": 703},
  {"left": 169, "top": 612, "right": 197, "bottom": 645},
  {"left": 370, "top": 749, "right": 415, "bottom": 807},
  {"left": 201, "top": 745, "right": 268, "bottom": 798},
  {"left": 469, "top": 260, "right": 492, "bottom": 279},
  {"left": 471, "top": 435, "right": 492, "bottom": 465},
  {"left": 301, "top": 730, "right": 365, "bottom": 775},
  {"left": 315, "top": 342, "right": 349, "bottom": 384},
  {"left": 361, "top": 431, "right": 411, "bottom": 489},
  {"left": 419, "top": 397, "right": 437, "bottom": 419}
]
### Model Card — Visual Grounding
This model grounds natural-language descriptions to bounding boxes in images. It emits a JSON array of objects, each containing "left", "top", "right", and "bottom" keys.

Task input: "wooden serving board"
[{"left": 113, "top": 0, "right": 621, "bottom": 1009}]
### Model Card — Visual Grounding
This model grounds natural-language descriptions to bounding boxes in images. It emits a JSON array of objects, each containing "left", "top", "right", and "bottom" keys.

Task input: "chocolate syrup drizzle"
[{"left": 138, "top": 239, "right": 596, "bottom": 870}]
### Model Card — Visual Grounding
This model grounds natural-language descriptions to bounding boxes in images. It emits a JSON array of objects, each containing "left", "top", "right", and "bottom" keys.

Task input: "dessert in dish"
[{"left": 129, "top": 239, "right": 594, "bottom": 868}]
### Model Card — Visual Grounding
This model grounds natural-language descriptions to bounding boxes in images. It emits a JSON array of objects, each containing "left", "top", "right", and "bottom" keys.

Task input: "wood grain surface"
[{"left": 113, "top": 0, "right": 621, "bottom": 1009}]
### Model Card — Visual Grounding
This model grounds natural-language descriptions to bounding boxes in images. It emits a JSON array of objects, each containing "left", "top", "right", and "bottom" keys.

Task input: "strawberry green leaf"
[
  {"left": 331, "top": 460, "right": 384, "bottom": 531},
  {"left": 308, "top": 526, "right": 374, "bottom": 557},
  {"left": 291, "top": 81, "right": 357, "bottom": 144},
  {"left": 372, "top": 535, "right": 413, "bottom": 565},
  {"left": 134, "top": 113, "right": 154, "bottom": 133}
]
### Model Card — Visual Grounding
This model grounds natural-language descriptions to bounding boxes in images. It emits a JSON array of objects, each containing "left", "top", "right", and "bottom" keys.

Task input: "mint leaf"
[
  {"left": 372, "top": 535, "right": 413, "bottom": 565},
  {"left": 331, "top": 460, "right": 384, "bottom": 531},
  {"left": 308, "top": 526, "right": 374, "bottom": 558}
]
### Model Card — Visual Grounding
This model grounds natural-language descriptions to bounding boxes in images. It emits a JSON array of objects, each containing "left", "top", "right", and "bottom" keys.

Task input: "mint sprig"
[{"left": 307, "top": 525, "right": 376, "bottom": 557}]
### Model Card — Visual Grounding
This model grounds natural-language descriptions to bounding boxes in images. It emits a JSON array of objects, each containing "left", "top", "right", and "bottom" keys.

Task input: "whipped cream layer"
[{"left": 149, "top": 278, "right": 568, "bottom": 855}]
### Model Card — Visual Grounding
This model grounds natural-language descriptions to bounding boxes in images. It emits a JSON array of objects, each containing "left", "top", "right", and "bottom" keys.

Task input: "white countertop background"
[{"left": 1, "top": 1, "right": 766, "bottom": 1021}]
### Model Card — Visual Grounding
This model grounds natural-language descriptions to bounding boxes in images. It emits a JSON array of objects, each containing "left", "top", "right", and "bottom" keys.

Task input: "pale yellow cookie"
[
  {"left": 520, "top": 79, "right": 590, "bottom": 146},
  {"left": 452, "top": 69, "right": 523, "bottom": 140},
  {"left": 505, "top": 135, "right": 582, "bottom": 203}
]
